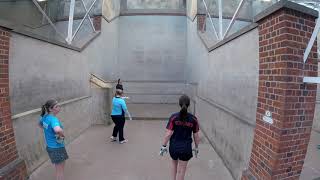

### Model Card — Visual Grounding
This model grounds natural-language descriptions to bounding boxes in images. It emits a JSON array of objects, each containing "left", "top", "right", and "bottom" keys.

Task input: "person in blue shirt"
[
  {"left": 110, "top": 89, "right": 132, "bottom": 144},
  {"left": 38, "top": 99, "right": 68, "bottom": 180},
  {"left": 159, "top": 95, "right": 200, "bottom": 180}
]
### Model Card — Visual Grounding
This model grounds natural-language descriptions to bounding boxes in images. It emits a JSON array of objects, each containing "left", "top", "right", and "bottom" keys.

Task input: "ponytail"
[
  {"left": 40, "top": 99, "right": 58, "bottom": 117},
  {"left": 180, "top": 104, "right": 188, "bottom": 121},
  {"left": 116, "top": 78, "right": 123, "bottom": 90},
  {"left": 41, "top": 105, "right": 46, "bottom": 117},
  {"left": 179, "top": 95, "right": 190, "bottom": 121}
]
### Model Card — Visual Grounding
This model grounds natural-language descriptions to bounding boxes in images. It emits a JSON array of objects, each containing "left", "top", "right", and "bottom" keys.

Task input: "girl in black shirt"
[{"left": 160, "top": 95, "right": 200, "bottom": 180}]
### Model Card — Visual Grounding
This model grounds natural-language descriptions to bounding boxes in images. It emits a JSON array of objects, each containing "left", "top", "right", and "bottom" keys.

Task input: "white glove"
[
  {"left": 159, "top": 145, "right": 168, "bottom": 156},
  {"left": 193, "top": 148, "right": 199, "bottom": 158},
  {"left": 55, "top": 134, "right": 65, "bottom": 144}
]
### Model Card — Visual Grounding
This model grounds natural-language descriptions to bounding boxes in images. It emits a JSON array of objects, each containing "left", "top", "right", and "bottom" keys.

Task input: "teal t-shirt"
[
  {"left": 111, "top": 97, "right": 127, "bottom": 116},
  {"left": 39, "top": 114, "right": 65, "bottom": 148}
]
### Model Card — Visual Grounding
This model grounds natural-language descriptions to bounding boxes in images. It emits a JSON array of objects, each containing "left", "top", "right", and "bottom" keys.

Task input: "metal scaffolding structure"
[{"left": 32, "top": 0, "right": 98, "bottom": 45}]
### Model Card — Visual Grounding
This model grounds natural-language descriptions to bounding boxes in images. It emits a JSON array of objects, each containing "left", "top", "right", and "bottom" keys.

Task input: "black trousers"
[{"left": 111, "top": 115, "right": 126, "bottom": 141}]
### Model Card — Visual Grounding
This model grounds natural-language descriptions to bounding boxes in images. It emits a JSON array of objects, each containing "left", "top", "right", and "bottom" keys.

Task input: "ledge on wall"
[
  {"left": 120, "top": 9, "right": 186, "bottom": 16},
  {"left": 198, "top": 23, "right": 258, "bottom": 52},
  {"left": 90, "top": 74, "right": 113, "bottom": 88}
]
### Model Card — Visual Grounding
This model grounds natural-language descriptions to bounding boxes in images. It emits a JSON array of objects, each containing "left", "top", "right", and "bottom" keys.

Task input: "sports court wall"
[
  {"left": 9, "top": 19, "right": 119, "bottom": 172},
  {"left": 186, "top": 18, "right": 259, "bottom": 179}
]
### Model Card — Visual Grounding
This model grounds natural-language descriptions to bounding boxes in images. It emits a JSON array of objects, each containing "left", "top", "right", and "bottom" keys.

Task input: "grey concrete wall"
[
  {"left": 186, "top": 18, "right": 259, "bottom": 179},
  {"left": 10, "top": 18, "right": 118, "bottom": 173},
  {"left": 123, "top": 82, "right": 186, "bottom": 104},
  {"left": 102, "top": 0, "right": 120, "bottom": 21},
  {"left": 90, "top": 83, "right": 113, "bottom": 125},
  {"left": 314, "top": 102, "right": 320, "bottom": 131},
  {"left": 127, "top": 0, "right": 186, "bottom": 9},
  {"left": 9, "top": 34, "right": 90, "bottom": 114},
  {"left": 186, "top": 0, "right": 197, "bottom": 20},
  {"left": 9, "top": 19, "right": 119, "bottom": 115},
  {"left": 314, "top": 31, "right": 320, "bottom": 131},
  {"left": 118, "top": 16, "right": 187, "bottom": 103}
]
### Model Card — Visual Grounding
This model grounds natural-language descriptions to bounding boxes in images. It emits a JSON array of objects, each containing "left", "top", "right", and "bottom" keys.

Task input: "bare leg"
[
  {"left": 171, "top": 160, "right": 178, "bottom": 180},
  {"left": 55, "top": 161, "right": 65, "bottom": 180},
  {"left": 177, "top": 160, "right": 188, "bottom": 180}
]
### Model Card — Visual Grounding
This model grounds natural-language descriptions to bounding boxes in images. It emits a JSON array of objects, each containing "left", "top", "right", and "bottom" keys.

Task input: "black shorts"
[
  {"left": 169, "top": 146, "right": 193, "bottom": 161},
  {"left": 46, "top": 147, "right": 69, "bottom": 164}
]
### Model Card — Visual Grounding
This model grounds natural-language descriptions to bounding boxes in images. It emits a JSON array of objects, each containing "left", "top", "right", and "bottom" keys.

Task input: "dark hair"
[
  {"left": 41, "top": 99, "right": 58, "bottom": 117},
  {"left": 115, "top": 89, "right": 123, "bottom": 96},
  {"left": 179, "top": 95, "right": 190, "bottom": 121},
  {"left": 116, "top": 78, "right": 123, "bottom": 90}
]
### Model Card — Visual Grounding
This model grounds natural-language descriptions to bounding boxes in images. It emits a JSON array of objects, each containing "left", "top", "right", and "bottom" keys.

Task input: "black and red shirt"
[{"left": 166, "top": 112, "right": 199, "bottom": 146}]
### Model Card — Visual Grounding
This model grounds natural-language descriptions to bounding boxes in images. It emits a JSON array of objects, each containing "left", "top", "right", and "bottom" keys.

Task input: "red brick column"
[
  {"left": 197, "top": 14, "right": 206, "bottom": 33},
  {"left": 242, "top": 7, "right": 318, "bottom": 180},
  {"left": 93, "top": 16, "right": 102, "bottom": 31},
  {"left": 0, "top": 27, "right": 27, "bottom": 179}
]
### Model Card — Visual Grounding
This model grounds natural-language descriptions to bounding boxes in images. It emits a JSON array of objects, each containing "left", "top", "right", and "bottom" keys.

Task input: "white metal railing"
[
  {"left": 303, "top": 6, "right": 320, "bottom": 84},
  {"left": 201, "top": 0, "right": 247, "bottom": 41},
  {"left": 32, "top": 0, "right": 98, "bottom": 45}
]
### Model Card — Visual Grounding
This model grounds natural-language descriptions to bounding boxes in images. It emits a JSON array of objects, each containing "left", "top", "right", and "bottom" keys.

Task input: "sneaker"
[
  {"left": 119, "top": 139, "right": 128, "bottom": 144},
  {"left": 110, "top": 136, "right": 117, "bottom": 142}
]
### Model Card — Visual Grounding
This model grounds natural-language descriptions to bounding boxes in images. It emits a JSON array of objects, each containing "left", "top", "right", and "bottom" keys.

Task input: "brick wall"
[
  {"left": 242, "top": 7, "right": 318, "bottom": 180},
  {"left": 0, "top": 27, "right": 27, "bottom": 180},
  {"left": 197, "top": 14, "right": 206, "bottom": 33},
  {"left": 93, "top": 16, "right": 102, "bottom": 31}
]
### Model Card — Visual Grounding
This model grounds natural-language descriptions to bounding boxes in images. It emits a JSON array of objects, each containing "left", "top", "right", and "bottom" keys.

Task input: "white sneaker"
[
  {"left": 110, "top": 136, "right": 117, "bottom": 142},
  {"left": 119, "top": 139, "right": 128, "bottom": 144}
]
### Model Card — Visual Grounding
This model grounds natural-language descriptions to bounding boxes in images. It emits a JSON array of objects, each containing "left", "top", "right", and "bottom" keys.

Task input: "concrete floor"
[{"left": 29, "top": 120, "right": 233, "bottom": 180}]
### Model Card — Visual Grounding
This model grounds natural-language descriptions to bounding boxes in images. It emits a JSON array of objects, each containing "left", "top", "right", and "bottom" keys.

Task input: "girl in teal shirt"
[{"left": 39, "top": 99, "right": 68, "bottom": 180}]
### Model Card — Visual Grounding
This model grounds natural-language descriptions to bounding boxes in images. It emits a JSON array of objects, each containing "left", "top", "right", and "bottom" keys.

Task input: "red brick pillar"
[
  {"left": 242, "top": 4, "right": 318, "bottom": 180},
  {"left": 197, "top": 14, "right": 206, "bottom": 33},
  {"left": 0, "top": 27, "right": 27, "bottom": 180},
  {"left": 93, "top": 16, "right": 102, "bottom": 31}
]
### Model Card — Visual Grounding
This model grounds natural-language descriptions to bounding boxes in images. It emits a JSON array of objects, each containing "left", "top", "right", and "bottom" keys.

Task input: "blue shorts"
[{"left": 46, "top": 147, "right": 68, "bottom": 164}]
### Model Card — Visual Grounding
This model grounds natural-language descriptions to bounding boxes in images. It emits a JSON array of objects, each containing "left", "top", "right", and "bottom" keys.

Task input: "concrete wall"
[
  {"left": 102, "top": 0, "right": 120, "bottom": 21},
  {"left": 186, "top": 18, "right": 258, "bottom": 179},
  {"left": 127, "top": 0, "right": 185, "bottom": 9},
  {"left": 118, "top": 16, "right": 187, "bottom": 104},
  {"left": 186, "top": 0, "right": 197, "bottom": 20},
  {"left": 9, "top": 19, "right": 119, "bottom": 115},
  {"left": 90, "top": 83, "right": 112, "bottom": 125},
  {"left": 9, "top": 19, "right": 118, "bottom": 173},
  {"left": 313, "top": 32, "right": 320, "bottom": 132}
]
